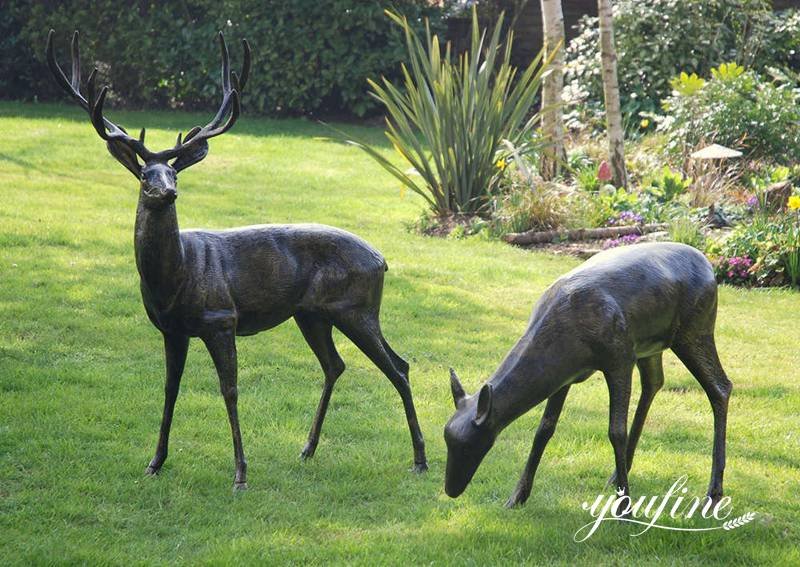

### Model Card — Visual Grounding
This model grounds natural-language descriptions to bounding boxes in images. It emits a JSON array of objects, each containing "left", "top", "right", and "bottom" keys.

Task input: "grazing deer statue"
[
  {"left": 444, "top": 243, "right": 731, "bottom": 508},
  {"left": 46, "top": 30, "right": 427, "bottom": 489}
]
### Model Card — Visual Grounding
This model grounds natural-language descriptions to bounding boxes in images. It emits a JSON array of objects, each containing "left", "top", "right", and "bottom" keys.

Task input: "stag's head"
[
  {"left": 46, "top": 30, "right": 250, "bottom": 209},
  {"left": 443, "top": 368, "right": 496, "bottom": 498}
]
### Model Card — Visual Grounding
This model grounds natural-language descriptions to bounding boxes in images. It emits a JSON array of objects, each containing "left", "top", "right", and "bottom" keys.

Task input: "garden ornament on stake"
[
  {"left": 46, "top": 30, "right": 427, "bottom": 489},
  {"left": 444, "top": 242, "right": 731, "bottom": 508}
]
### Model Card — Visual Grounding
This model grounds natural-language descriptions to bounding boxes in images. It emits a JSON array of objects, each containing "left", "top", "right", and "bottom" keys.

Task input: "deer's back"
[{"left": 533, "top": 243, "right": 717, "bottom": 359}]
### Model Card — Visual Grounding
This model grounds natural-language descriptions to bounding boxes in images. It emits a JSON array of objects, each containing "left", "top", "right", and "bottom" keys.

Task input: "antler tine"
[
  {"left": 70, "top": 31, "right": 81, "bottom": 92},
  {"left": 219, "top": 31, "right": 232, "bottom": 95},
  {"left": 204, "top": 90, "right": 240, "bottom": 138},
  {"left": 239, "top": 39, "right": 251, "bottom": 91},
  {"left": 90, "top": 86, "right": 151, "bottom": 158},
  {"left": 46, "top": 29, "right": 88, "bottom": 111}
]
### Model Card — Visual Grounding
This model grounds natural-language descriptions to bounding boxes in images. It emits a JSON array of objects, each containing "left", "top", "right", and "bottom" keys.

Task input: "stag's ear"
[
  {"left": 171, "top": 139, "right": 210, "bottom": 172},
  {"left": 450, "top": 368, "right": 466, "bottom": 408},
  {"left": 473, "top": 383, "right": 493, "bottom": 427},
  {"left": 106, "top": 140, "right": 141, "bottom": 178}
]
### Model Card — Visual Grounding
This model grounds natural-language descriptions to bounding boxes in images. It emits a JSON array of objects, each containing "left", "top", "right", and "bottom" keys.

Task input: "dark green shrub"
[{"left": 3, "top": 0, "right": 442, "bottom": 117}]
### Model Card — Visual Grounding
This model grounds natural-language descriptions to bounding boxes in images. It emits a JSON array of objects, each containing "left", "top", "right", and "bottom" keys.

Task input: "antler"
[
  {"left": 46, "top": 29, "right": 153, "bottom": 160},
  {"left": 45, "top": 30, "right": 251, "bottom": 164},
  {"left": 171, "top": 32, "right": 251, "bottom": 153}
]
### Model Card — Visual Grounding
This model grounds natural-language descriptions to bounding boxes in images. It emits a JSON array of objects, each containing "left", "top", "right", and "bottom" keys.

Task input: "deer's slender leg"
[
  {"left": 146, "top": 333, "right": 190, "bottom": 475},
  {"left": 506, "top": 385, "right": 571, "bottom": 508},
  {"left": 336, "top": 313, "right": 427, "bottom": 472},
  {"left": 606, "top": 353, "right": 665, "bottom": 487},
  {"left": 672, "top": 336, "right": 731, "bottom": 504},
  {"left": 294, "top": 312, "right": 346, "bottom": 460},
  {"left": 381, "top": 337, "right": 409, "bottom": 375},
  {"left": 202, "top": 330, "right": 247, "bottom": 489},
  {"left": 604, "top": 363, "right": 634, "bottom": 498}
]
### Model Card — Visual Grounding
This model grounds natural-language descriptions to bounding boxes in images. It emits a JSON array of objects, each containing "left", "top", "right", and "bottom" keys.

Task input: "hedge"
[{"left": 1, "top": 0, "right": 443, "bottom": 117}]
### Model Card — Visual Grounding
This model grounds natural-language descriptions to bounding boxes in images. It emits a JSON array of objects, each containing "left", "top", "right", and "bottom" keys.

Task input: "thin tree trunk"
[
  {"left": 539, "top": 0, "right": 566, "bottom": 180},
  {"left": 598, "top": 0, "right": 628, "bottom": 189}
]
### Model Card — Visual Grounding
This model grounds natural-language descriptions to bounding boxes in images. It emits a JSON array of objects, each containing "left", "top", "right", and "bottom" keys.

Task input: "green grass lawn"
[{"left": 1, "top": 101, "right": 798, "bottom": 565}]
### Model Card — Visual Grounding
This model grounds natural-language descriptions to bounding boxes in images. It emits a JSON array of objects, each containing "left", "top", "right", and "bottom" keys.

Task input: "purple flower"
[
  {"left": 746, "top": 195, "right": 758, "bottom": 209},
  {"left": 603, "top": 234, "right": 641, "bottom": 249},
  {"left": 607, "top": 211, "right": 644, "bottom": 227}
]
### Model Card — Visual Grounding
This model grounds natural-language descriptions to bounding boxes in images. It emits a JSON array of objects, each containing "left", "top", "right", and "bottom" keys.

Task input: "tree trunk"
[
  {"left": 539, "top": 0, "right": 566, "bottom": 180},
  {"left": 598, "top": 0, "right": 628, "bottom": 189}
]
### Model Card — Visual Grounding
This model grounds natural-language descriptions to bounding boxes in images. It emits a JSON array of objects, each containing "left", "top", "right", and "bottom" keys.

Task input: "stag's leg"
[
  {"left": 603, "top": 363, "right": 634, "bottom": 498},
  {"left": 335, "top": 312, "right": 427, "bottom": 472},
  {"left": 381, "top": 337, "right": 410, "bottom": 375},
  {"left": 606, "top": 353, "right": 665, "bottom": 486},
  {"left": 506, "top": 385, "right": 571, "bottom": 508},
  {"left": 294, "top": 312, "right": 346, "bottom": 460},
  {"left": 202, "top": 330, "right": 248, "bottom": 490},
  {"left": 146, "top": 333, "right": 190, "bottom": 475},
  {"left": 672, "top": 336, "right": 731, "bottom": 504}
]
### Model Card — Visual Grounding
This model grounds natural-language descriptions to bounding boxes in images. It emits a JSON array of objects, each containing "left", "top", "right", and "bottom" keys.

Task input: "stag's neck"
[
  {"left": 134, "top": 199, "right": 185, "bottom": 304},
  {"left": 488, "top": 330, "right": 586, "bottom": 431}
]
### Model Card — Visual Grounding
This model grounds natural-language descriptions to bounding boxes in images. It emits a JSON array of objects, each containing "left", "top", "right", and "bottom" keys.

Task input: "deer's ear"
[
  {"left": 172, "top": 140, "right": 210, "bottom": 172},
  {"left": 106, "top": 140, "right": 141, "bottom": 178},
  {"left": 450, "top": 368, "right": 466, "bottom": 408},
  {"left": 473, "top": 383, "right": 493, "bottom": 427}
]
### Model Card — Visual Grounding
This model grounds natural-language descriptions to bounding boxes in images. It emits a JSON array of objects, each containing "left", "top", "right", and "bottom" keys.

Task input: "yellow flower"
[
  {"left": 495, "top": 158, "right": 507, "bottom": 171},
  {"left": 788, "top": 195, "right": 800, "bottom": 211},
  {"left": 640, "top": 118, "right": 650, "bottom": 129}
]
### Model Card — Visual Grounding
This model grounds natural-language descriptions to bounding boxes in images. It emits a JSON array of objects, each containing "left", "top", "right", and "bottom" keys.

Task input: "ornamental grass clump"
[{"left": 347, "top": 9, "right": 549, "bottom": 215}]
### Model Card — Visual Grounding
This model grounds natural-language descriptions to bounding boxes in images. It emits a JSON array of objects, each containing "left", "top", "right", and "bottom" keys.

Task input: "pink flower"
[{"left": 598, "top": 161, "right": 613, "bottom": 182}]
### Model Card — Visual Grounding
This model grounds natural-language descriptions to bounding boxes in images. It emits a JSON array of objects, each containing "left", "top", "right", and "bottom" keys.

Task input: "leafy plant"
[
  {"left": 671, "top": 72, "right": 706, "bottom": 96},
  {"left": 345, "top": 8, "right": 548, "bottom": 215},
  {"left": 564, "top": 0, "right": 789, "bottom": 126},
  {"left": 668, "top": 215, "right": 706, "bottom": 250},
  {"left": 642, "top": 167, "right": 691, "bottom": 203},
  {"left": 707, "top": 212, "right": 800, "bottom": 287},
  {"left": 659, "top": 63, "right": 800, "bottom": 164},
  {"left": 492, "top": 175, "right": 565, "bottom": 235},
  {"left": 574, "top": 165, "right": 602, "bottom": 193}
]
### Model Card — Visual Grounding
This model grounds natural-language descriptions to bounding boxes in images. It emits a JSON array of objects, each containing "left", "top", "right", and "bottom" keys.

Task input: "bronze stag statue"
[
  {"left": 444, "top": 243, "right": 731, "bottom": 508},
  {"left": 46, "top": 30, "right": 427, "bottom": 489}
]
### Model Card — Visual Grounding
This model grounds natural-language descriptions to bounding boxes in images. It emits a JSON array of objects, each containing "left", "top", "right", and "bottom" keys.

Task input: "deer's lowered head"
[
  {"left": 444, "top": 368, "right": 497, "bottom": 497},
  {"left": 45, "top": 29, "right": 251, "bottom": 210}
]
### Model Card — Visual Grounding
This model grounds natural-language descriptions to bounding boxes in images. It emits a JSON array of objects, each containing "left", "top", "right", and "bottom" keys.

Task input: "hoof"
[
  {"left": 234, "top": 481, "right": 248, "bottom": 491},
  {"left": 412, "top": 461, "right": 428, "bottom": 474},
  {"left": 300, "top": 444, "right": 316, "bottom": 461},
  {"left": 505, "top": 488, "right": 529, "bottom": 509},
  {"left": 145, "top": 465, "right": 160, "bottom": 476}
]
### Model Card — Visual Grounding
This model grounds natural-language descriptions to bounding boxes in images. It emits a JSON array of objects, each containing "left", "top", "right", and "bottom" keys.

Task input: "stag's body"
[
  {"left": 137, "top": 214, "right": 387, "bottom": 338},
  {"left": 137, "top": 198, "right": 427, "bottom": 488},
  {"left": 445, "top": 243, "right": 731, "bottom": 508},
  {"left": 47, "top": 30, "right": 427, "bottom": 489}
]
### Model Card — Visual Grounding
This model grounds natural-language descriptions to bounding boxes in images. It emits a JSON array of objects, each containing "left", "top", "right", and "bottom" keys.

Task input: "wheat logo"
[
  {"left": 723, "top": 512, "right": 757, "bottom": 530},
  {"left": 574, "top": 476, "right": 757, "bottom": 542}
]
